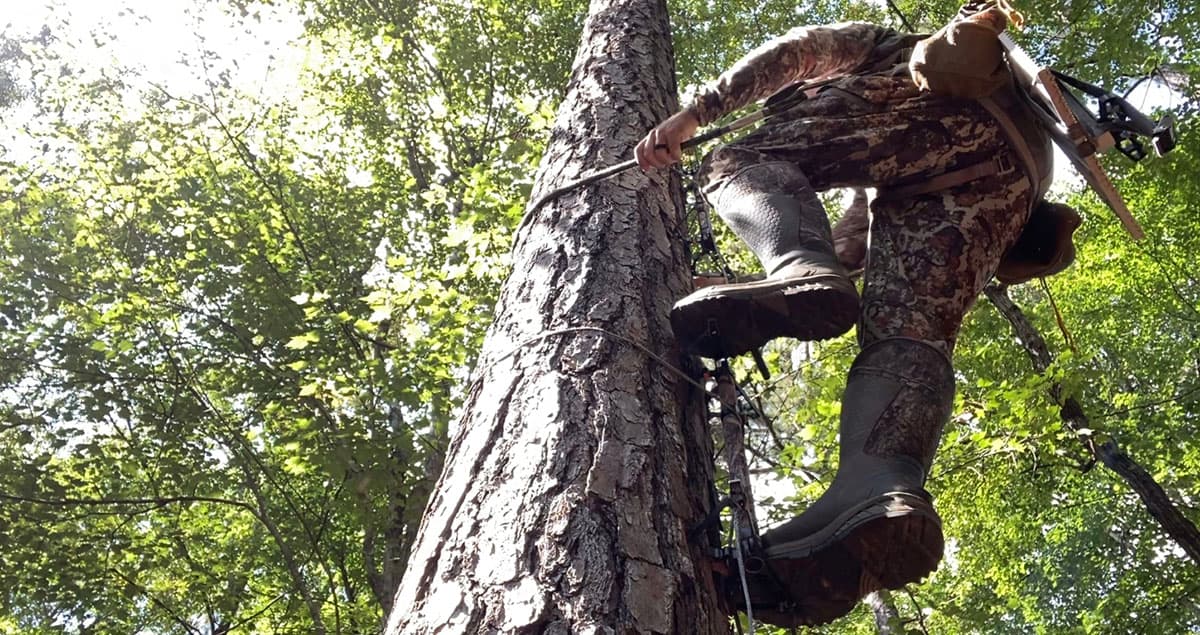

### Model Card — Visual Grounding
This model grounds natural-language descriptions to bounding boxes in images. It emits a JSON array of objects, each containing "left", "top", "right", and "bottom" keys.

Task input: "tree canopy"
[{"left": 2, "top": 0, "right": 1198, "bottom": 633}]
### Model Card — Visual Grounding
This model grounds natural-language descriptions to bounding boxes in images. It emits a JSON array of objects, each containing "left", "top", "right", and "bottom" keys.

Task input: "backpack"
[
  {"left": 909, "top": 2, "right": 1023, "bottom": 99},
  {"left": 904, "top": 3, "right": 1087, "bottom": 284}
]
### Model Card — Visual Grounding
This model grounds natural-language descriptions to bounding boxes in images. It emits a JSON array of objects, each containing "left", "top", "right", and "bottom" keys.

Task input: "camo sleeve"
[{"left": 686, "top": 22, "right": 892, "bottom": 126}]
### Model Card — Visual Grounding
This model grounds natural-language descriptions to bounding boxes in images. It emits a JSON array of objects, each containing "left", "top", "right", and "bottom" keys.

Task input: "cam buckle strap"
[
  {"left": 977, "top": 94, "right": 1048, "bottom": 203},
  {"left": 875, "top": 153, "right": 1016, "bottom": 202}
]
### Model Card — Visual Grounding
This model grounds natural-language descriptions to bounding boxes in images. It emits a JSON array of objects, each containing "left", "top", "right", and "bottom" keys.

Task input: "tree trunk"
[{"left": 385, "top": 0, "right": 726, "bottom": 632}]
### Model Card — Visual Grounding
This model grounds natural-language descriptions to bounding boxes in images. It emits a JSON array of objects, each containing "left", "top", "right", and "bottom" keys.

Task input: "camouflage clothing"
[
  {"left": 687, "top": 23, "right": 925, "bottom": 127},
  {"left": 678, "top": 14, "right": 1053, "bottom": 626},
  {"left": 687, "top": 22, "right": 1049, "bottom": 356}
]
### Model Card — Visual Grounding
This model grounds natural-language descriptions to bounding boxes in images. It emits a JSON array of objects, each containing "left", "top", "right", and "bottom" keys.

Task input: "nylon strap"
[
  {"left": 875, "top": 153, "right": 1015, "bottom": 201},
  {"left": 978, "top": 94, "right": 1048, "bottom": 205},
  {"left": 875, "top": 94, "right": 1045, "bottom": 204}
]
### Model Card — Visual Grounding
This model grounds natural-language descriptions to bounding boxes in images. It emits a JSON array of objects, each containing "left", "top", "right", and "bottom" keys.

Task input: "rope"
[
  {"left": 488, "top": 173, "right": 770, "bottom": 628},
  {"left": 518, "top": 110, "right": 768, "bottom": 238},
  {"left": 1039, "top": 277, "right": 1078, "bottom": 354},
  {"left": 733, "top": 528, "right": 756, "bottom": 635},
  {"left": 473, "top": 326, "right": 770, "bottom": 628}
]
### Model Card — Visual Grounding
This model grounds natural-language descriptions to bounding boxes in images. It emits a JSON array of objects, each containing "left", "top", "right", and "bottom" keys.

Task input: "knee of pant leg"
[
  {"left": 698, "top": 145, "right": 788, "bottom": 203},
  {"left": 713, "top": 161, "right": 815, "bottom": 211},
  {"left": 696, "top": 146, "right": 736, "bottom": 202}
]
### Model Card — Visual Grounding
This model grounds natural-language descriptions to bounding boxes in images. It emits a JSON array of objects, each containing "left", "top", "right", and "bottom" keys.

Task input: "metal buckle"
[{"left": 995, "top": 153, "right": 1016, "bottom": 176}]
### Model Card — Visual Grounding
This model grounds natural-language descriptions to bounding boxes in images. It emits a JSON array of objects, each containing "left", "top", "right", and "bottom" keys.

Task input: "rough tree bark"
[
  {"left": 385, "top": 0, "right": 727, "bottom": 632},
  {"left": 984, "top": 283, "right": 1200, "bottom": 565}
]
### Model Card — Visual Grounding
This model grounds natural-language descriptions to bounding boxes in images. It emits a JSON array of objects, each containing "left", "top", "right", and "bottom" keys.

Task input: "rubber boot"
[
  {"left": 672, "top": 163, "right": 859, "bottom": 359},
  {"left": 744, "top": 338, "right": 955, "bottom": 627}
]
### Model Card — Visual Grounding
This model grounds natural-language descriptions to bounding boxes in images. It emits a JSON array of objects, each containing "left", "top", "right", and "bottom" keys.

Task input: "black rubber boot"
[
  {"left": 737, "top": 338, "right": 955, "bottom": 627},
  {"left": 672, "top": 163, "right": 858, "bottom": 359}
]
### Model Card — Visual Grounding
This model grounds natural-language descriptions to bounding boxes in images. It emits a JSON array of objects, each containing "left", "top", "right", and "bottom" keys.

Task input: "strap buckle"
[{"left": 995, "top": 152, "right": 1016, "bottom": 176}]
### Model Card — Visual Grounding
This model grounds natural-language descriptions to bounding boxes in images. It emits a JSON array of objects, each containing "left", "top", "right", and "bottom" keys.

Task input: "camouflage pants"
[{"left": 698, "top": 77, "right": 1036, "bottom": 357}]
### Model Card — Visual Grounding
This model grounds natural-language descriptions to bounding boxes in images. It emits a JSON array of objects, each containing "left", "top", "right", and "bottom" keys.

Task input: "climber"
[{"left": 636, "top": 2, "right": 1074, "bottom": 627}]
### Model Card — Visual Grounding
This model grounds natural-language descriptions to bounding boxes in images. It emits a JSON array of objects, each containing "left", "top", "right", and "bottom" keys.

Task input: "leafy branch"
[
  {"left": 0, "top": 492, "right": 260, "bottom": 516},
  {"left": 985, "top": 282, "right": 1200, "bottom": 565}
]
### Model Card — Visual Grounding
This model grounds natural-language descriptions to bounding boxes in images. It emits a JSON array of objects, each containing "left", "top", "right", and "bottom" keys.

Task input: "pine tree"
[{"left": 386, "top": 0, "right": 729, "bottom": 631}]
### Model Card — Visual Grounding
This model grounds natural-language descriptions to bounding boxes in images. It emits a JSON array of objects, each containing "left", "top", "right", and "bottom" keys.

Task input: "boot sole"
[
  {"left": 742, "top": 492, "right": 943, "bottom": 627},
  {"left": 671, "top": 274, "right": 859, "bottom": 359}
]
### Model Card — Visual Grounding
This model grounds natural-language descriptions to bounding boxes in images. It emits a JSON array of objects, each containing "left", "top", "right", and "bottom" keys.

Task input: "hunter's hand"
[{"left": 635, "top": 110, "right": 700, "bottom": 171}]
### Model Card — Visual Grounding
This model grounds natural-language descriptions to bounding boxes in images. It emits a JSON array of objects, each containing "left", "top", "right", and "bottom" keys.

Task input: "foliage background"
[{"left": 1, "top": 0, "right": 1197, "bottom": 632}]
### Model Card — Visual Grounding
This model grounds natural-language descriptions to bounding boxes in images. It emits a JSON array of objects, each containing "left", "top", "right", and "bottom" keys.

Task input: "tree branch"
[
  {"left": 0, "top": 493, "right": 260, "bottom": 517},
  {"left": 984, "top": 283, "right": 1200, "bottom": 565},
  {"left": 108, "top": 567, "right": 202, "bottom": 635}
]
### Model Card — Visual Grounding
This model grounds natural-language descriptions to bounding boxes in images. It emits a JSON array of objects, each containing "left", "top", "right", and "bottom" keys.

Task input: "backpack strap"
[
  {"left": 978, "top": 94, "right": 1051, "bottom": 205},
  {"left": 876, "top": 81, "right": 1051, "bottom": 203},
  {"left": 874, "top": 89, "right": 1051, "bottom": 204},
  {"left": 875, "top": 153, "right": 1018, "bottom": 201}
]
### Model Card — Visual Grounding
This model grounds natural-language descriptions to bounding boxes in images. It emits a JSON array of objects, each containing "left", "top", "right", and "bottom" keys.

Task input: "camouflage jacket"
[
  {"left": 685, "top": 22, "right": 925, "bottom": 127},
  {"left": 684, "top": 18, "right": 1053, "bottom": 197}
]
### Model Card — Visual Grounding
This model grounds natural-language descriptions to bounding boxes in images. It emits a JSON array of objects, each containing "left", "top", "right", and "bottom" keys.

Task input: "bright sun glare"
[
  {"left": 5, "top": 0, "right": 305, "bottom": 96},
  {"left": 2, "top": 0, "right": 309, "bottom": 165}
]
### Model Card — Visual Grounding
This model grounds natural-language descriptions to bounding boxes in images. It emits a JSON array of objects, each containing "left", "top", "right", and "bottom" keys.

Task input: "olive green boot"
[
  {"left": 742, "top": 338, "right": 954, "bottom": 627},
  {"left": 671, "top": 163, "right": 858, "bottom": 359}
]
